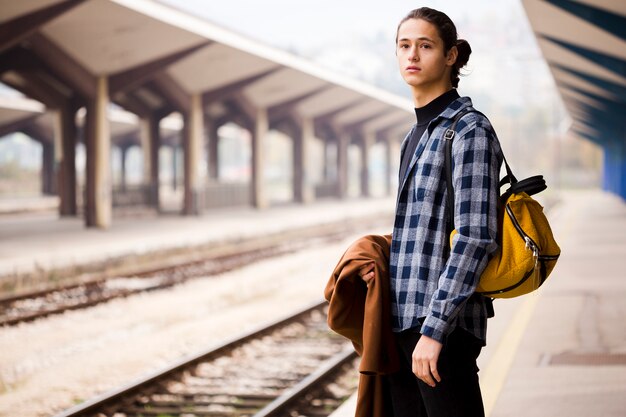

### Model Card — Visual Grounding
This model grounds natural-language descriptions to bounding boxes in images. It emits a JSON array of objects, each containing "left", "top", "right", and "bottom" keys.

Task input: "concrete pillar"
[
  {"left": 119, "top": 145, "right": 128, "bottom": 192},
  {"left": 52, "top": 110, "right": 63, "bottom": 198},
  {"left": 323, "top": 139, "right": 331, "bottom": 181},
  {"left": 54, "top": 105, "right": 77, "bottom": 216},
  {"left": 172, "top": 145, "right": 178, "bottom": 190},
  {"left": 41, "top": 141, "right": 55, "bottom": 195},
  {"left": 140, "top": 115, "right": 160, "bottom": 208},
  {"left": 183, "top": 93, "right": 204, "bottom": 215},
  {"left": 207, "top": 119, "right": 219, "bottom": 181},
  {"left": 336, "top": 135, "right": 349, "bottom": 199},
  {"left": 360, "top": 132, "right": 374, "bottom": 198},
  {"left": 293, "top": 117, "right": 315, "bottom": 204},
  {"left": 384, "top": 138, "right": 394, "bottom": 196},
  {"left": 140, "top": 119, "right": 151, "bottom": 189},
  {"left": 85, "top": 76, "right": 111, "bottom": 228},
  {"left": 603, "top": 143, "right": 626, "bottom": 199},
  {"left": 251, "top": 107, "right": 269, "bottom": 208}
]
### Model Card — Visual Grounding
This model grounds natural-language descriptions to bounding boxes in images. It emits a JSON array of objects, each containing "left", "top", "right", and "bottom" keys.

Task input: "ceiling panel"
[
  {"left": 243, "top": 68, "right": 328, "bottom": 108},
  {"left": 41, "top": 0, "right": 204, "bottom": 75},
  {"left": 167, "top": 43, "right": 277, "bottom": 94},
  {"left": 0, "top": 0, "right": 62, "bottom": 24}
]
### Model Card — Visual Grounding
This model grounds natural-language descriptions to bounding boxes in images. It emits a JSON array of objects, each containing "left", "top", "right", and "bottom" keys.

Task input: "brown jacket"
[{"left": 324, "top": 234, "right": 399, "bottom": 417}]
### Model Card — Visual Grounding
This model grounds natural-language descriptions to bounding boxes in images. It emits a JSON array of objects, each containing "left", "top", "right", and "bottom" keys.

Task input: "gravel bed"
[{"left": 0, "top": 228, "right": 386, "bottom": 417}]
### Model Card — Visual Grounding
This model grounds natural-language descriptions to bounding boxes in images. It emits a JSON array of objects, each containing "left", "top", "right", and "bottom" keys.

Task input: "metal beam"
[
  {"left": 109, "top": 41, "right": 211, "bottom": 94},
  {"left": 0, "top": 114, "right": 40, "bottom": 138},
  {"left": 267, "top": 85, "right": 333, "bottom": 122},
  {"left": 150, "top": 72, "right": 190, "bottom": 113},
  {"left": 114, "top": 132, "right": 140, "bottom": 148},
  {"left": 271, "top": 116, "right": 300, "bottom": 139},
  {"left": 113, "top": 92, "right": 154, "bottom": 118},
  {"left": 377, "top": 123, "right": 410, "bottom": 144},
  {"left": 0, "top": 0, "right": 87, "bottom": 53},
  {"left": 339, "top": 107, "right": 398, "bottom": 135},
  {"left": 0, "top": 46, "right": 78, "bottom": 108},
  {"left": 0, "top": 47, "right": 41, "bottom": 74},
  {"left": 370, "top": 114, "right": 412, "bottom": 140},
  {"left": 313, "top": 99, "right": 362, "bottom": 127},
  {"left": 28, "top": 33, "right": 96, "bottom": 100},
  {"left": 2, "top": 69, "right": 70, "bottom": 108},
  {"left": 21, "top": 122, "right": 52, "bottom": 144},
  {"left": 235, "top": 93, "right": 260, "bottom": 126},
  {"left": 313, "top": 121, "right": 339, "bottom": 142},
  {"left": 216, "top": 94, "right": 256, "bottom": 130},
  {"left": 0, "top": 72, "right": 52, "bottom": 107},
  {"left": 202, "top": 67, "right": 282, "bottom": 104}
]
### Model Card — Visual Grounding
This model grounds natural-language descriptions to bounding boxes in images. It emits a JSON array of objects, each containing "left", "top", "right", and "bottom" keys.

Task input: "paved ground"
[
  {"left": 0, "top": 196, "right": 394, "bottom": 289},
  {"left": 331, "top": 189, "right": 626, "bottom": 417},
  {"left": 2, "top": 190, "right": 624, "bottom": 416}
]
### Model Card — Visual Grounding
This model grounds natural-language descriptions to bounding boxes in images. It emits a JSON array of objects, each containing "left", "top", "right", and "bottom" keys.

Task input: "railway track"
[
  {"left": 52, "top": 301, "right": 358, "bottom": 417},
  {"left": 0, "top": 243, "right": 296, "bottom": 327},
  {"left": 0, "top": 215, "right": 390, "bottom": 326}
]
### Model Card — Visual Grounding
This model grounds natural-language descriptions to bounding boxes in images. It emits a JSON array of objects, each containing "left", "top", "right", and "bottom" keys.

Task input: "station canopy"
[
  {"left": 522, "top": 0, "right": 625, "bottom": 147},
  {"left": 0, "top": 0, "right": 414, "bottom": 141}
]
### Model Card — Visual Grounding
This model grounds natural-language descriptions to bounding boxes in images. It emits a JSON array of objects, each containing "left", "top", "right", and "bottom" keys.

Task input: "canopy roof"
[
  {"left": 0, "top": 0, "right": 414, "bottom": 140},
  {"left": 522, "top": 0, "right": 625, "bottom": 147}
]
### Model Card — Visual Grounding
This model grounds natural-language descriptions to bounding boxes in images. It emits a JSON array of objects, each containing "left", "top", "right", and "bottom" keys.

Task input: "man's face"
[{"left": 396, "top": 18, "right": 456, "bottom": 92}]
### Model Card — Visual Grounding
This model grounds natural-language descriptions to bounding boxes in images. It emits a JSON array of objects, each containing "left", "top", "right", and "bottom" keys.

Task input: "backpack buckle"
[{"left": 444, "top": 128, "right": 455, "bottom": 140}]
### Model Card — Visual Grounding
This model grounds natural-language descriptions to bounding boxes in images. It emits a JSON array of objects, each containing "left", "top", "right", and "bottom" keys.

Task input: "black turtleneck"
[{"left": 398, "top": 89, "right": 460, "bottom": 184}]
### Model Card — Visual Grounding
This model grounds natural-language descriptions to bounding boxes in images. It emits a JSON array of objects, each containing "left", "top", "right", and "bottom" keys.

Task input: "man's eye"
[{"left": 421, "top": 44, "right": 431, "bottom": 49}]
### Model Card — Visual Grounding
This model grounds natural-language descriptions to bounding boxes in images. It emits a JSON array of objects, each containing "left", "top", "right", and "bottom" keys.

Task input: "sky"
[
  {"left": 157, "top": 0, "right": 555, "bottom": 110},
  {"left": 155, "top": 0, "right": 566, "bottom": 181},
  {"left": 158, "top": 0, "right": 526, "bottom": 50}
]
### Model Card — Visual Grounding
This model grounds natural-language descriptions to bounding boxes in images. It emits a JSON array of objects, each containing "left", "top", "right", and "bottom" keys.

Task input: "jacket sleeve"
[{"left": 420, "top": 119, "right": 501, "bottom": 343}]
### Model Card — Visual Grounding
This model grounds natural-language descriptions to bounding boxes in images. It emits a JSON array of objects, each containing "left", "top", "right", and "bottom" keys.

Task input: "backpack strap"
[
  {"left": 443, "top": 109, "right": 516, "bottom": 236},
  {"left": 443, "top": 109, "right": 547, "bottom": 234},
  {"left": 506, "top": 175, "right": 547, "bottom": 197},
  {"left": 443, "top": 109, "right": 502, "bottom": 310}
]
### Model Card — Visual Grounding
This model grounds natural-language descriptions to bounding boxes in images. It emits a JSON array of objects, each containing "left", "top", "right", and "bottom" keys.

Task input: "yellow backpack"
[{"left": 444, "top": 110, "right": 561, "bottom": 298}]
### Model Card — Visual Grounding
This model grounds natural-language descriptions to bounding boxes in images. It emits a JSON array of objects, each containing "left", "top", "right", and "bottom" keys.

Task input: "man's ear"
[{"left": 446, "top": 46, "right": 458, "bottom": 66}]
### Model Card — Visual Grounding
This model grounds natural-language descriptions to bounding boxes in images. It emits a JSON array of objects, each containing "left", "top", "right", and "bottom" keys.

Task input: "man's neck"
[{"left": 411, "top": 83, "right": 453, "bottom": 108}]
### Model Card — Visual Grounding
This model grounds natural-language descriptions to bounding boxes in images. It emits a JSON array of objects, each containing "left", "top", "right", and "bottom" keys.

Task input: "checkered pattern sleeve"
[{"left": 420, "top": 118, "right": 501, "bottom": 343}]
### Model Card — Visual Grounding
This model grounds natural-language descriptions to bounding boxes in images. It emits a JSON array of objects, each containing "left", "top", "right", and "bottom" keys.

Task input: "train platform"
[
  {"left": 0, "top": 196, "right": 395, "bottom": 293},
  {"left": 330, "top": 189, "right": 626, "bottom": 417}
]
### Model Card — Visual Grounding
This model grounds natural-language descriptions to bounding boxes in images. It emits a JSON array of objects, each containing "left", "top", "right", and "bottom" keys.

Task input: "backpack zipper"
[{"left": 505, "top": 202, "right": 540, "bottom": 259}]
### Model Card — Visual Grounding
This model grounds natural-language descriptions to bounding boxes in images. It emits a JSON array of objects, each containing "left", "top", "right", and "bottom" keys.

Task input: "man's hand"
[
  {"left": 358, "top": 262, "right": 375, "bottom": 285},
  {"left": 412, "top": 335, "right": 443, "bottom": 387}
]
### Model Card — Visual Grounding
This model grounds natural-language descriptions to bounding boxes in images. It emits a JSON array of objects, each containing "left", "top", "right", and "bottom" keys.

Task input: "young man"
[{"left": 360, "top": 7, "right": 503, "bottom": 417}]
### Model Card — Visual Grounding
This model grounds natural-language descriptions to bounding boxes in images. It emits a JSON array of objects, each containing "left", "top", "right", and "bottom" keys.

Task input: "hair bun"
[{"left": 455, "top": 39, "right": 472, "bottom": 68}]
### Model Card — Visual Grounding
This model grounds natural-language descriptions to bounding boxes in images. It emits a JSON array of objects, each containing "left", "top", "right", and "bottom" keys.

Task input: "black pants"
[{"left": 388, "top": 326, "right": 485, "bottom": 417}]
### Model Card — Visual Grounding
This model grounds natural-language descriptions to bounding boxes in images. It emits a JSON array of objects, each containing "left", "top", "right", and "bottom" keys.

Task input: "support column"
[
  {"left": 41, "top": 141, "right": 55, "bottom": 195},
  {"left": 336, "top": 135, "right": 349, "bottom": 199},
  {"left": 251, "top": 107, "right": 269, "bottom": 208},
  {"left": 183, "top": 93, "right": 204, "bottom": 215},
  {"left": 172, "top": 144, "right": 179, "bottom": 191},
  {"left": 84, "top": 76, "right": 111, "bottom": 228},
  {"left": 360, "top": 132, "right": 374, "bottom": 198},
  {"left": 119, "top": 145, "right": 128, "bottom": 192},
  {"left": 603, "top": 142, "right": 626, "bottom": 199},
  {"left": 54, "top": 105, "right": 77, "bottom": 216},
  {"left": 293, "top": 117, "right": 315, "bottom": 204},
  {"left": 207, "top": 119, "right": 219, "bottom": 180},
  {"left": 384, "top": 138, "right": 393, "bottom": 196},
  {"left": 323, "top": 139, "right": 334, "bottom": 182},
  {"left": 140, "top": 115, "right": 160, "bottom": 208}
]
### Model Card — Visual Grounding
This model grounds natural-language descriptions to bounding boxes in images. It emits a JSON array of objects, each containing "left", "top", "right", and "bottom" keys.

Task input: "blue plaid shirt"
[{"left": 390, "top": 96, "right": 503, "bottom": 344}]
